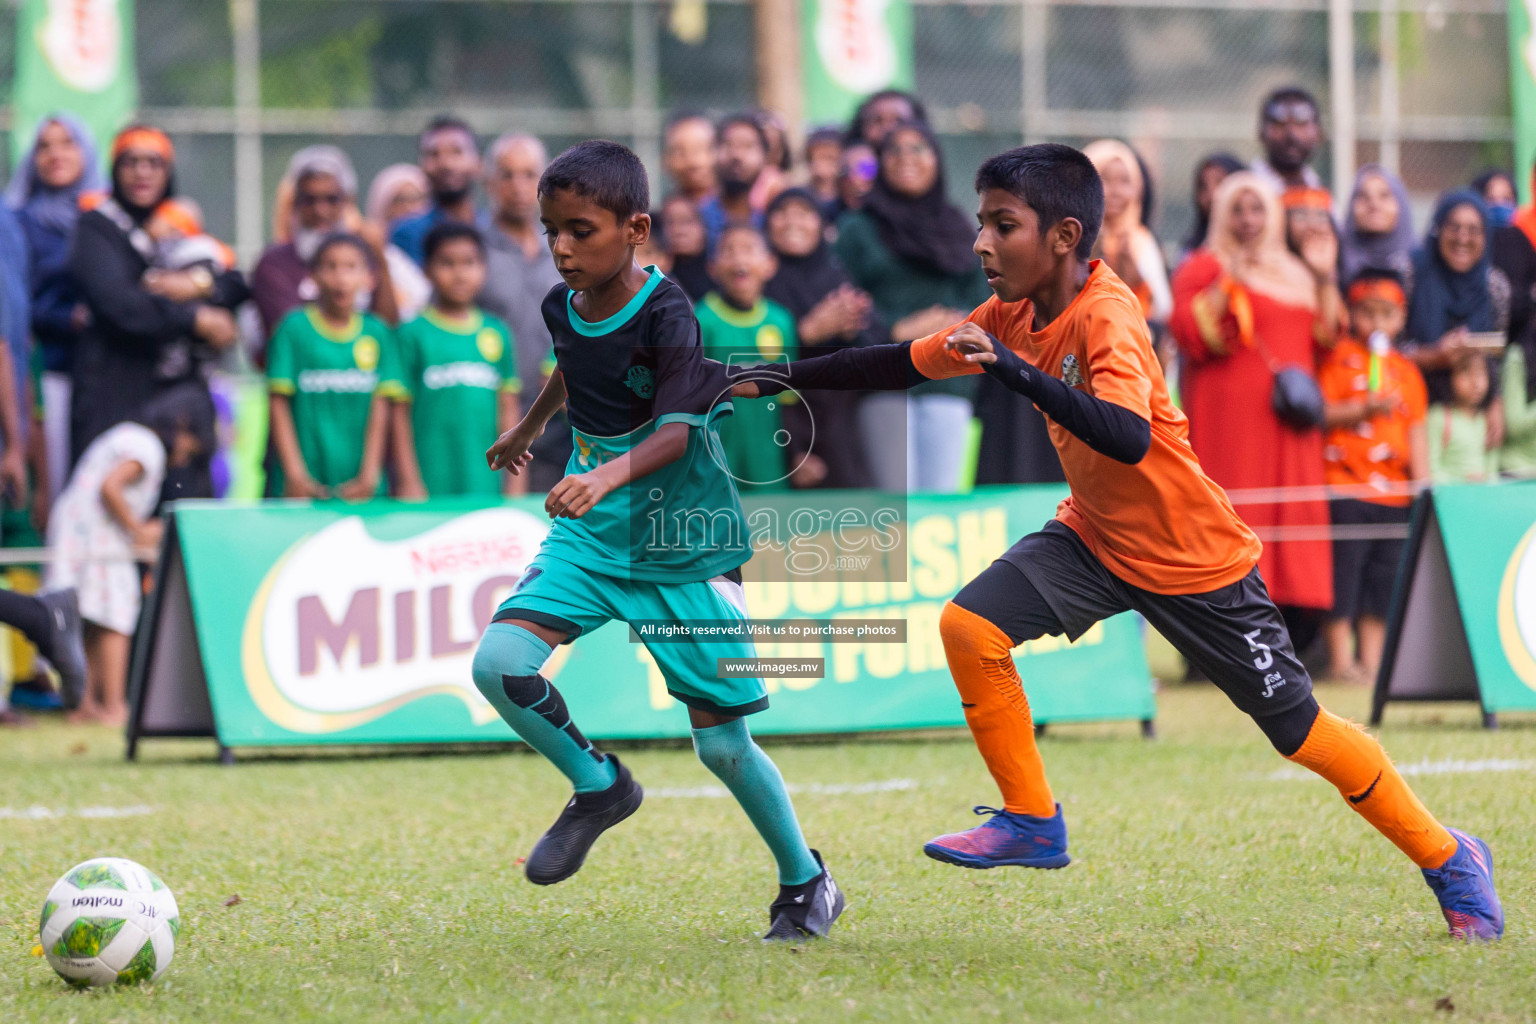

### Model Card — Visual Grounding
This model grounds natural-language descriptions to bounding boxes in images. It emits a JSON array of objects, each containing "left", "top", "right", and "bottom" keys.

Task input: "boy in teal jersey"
[
  {"left": 392, "top": 222, "right": 521, "bottom": 499},
  {"left": 477, "top": 140, "right": 844, "bottom": 941},
  {"left": 696, "top": 224, "right": 802, "bottom": 491},
  {"left": 267, "top": 234, "right": 403, "bottom": 499}
]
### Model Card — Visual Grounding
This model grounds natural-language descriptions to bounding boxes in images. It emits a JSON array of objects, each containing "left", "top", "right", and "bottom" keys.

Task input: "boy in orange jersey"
[
  {"left": 1318, "top": 270, "right": 1428, "bottom": 683},
  {"left": 730, "top": 144, "right": 1501, "bottom": 941}
]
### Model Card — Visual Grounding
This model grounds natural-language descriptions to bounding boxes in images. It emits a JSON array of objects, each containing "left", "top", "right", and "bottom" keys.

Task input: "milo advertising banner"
[
  {"left": 11, "top": 0, "right": 137, "bottom": 166},
  {"left": 1374, "top": 483, "right": 1536, "bottom": 727},
  {"left": 801, "top": 0, "right": 913, "bottom": 125},
  {"left": 128, "top": 489, "right": 1154, "bottom": 759}
]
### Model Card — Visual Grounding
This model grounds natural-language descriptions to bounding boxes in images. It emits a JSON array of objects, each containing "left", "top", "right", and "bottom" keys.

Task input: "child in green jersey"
[
  {"left": 697, "top": 223, "right": 809, "bottom": 491},
  {"left": 392, "top": 222, "right": 520, "bottom": 499},
  {"left": 475, "top": 140, "right": 843, "bottom": 942},
  {"left": 267, "top": 234, "right": 402, "bottom": 499}
]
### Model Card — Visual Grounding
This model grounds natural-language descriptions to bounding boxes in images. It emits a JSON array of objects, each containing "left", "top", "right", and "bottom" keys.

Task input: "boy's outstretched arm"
[
  {"left": 949, "top": 324, "right": 1151, "bottom": 465},
  {"left": 730, "top": 342, "right": 930, "bottom": 398}
]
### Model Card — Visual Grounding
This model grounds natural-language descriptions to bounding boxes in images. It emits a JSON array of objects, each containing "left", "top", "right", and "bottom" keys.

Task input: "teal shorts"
[{"left": 493, "top": 553, "right": 768, "bottom": 716}]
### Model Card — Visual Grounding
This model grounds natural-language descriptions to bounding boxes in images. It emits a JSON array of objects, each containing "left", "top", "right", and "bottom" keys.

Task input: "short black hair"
[
  {"left": 424, "top": 221, "right": 486, "bottom": 263},
  {"left": 664, "top": 108, "right": 713, "bottom": 134},
  {"left": 1471, "top": 167, "right": 1515, "bottom": 197},
  {"left": 1260, "top": 86, "right": 1320, "bottom": 122},
  {"left": 805, "top": 125, "right": 842, "bottom": 155},
  {"left": 539, "top": 140, "right": 650, "bottom": 221},
  {"left": 717, "top": 113, "right": 769, "bottom": 152},
  {"left": 422, "top": 114, "right": 477, "bottom": 150},
  {"left": 974, "top": 144, "right": 1103, "bottom": 260},
  {"left": 310, "top": 232, "right": 372, "bottom": 270},
  {"left": 712, "top": 221, "right": 769, "bottom": 255}
]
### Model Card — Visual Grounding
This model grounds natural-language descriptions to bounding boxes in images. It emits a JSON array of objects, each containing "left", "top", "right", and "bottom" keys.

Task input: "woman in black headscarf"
[
  {"left": 834, "top": 120, "right": 991, "bottom": 492},
  {"left": 763, "top": 188, "right": 876, "bottom": 488},
  {"left": 67, "top": 126, "right": 244, "bottom": 491}
]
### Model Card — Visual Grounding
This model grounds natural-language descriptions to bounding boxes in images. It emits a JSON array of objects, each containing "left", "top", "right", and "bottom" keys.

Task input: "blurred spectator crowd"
[{"left": 0, "top": 85, "right": 1531, "bottom": 725}]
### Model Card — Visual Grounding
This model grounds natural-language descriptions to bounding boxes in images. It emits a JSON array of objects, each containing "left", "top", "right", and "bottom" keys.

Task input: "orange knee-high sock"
[
  {"left": 938, "top": 601, "right": 1056, "bottom": 817},
  {"left": 1286, "top": 706, "right": 1457, "bottom": 869}
]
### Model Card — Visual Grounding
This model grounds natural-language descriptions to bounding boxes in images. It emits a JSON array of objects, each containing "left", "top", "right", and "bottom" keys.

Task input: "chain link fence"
[{"left": 0, "top": 0, "right": 1514, "bottom": 262}]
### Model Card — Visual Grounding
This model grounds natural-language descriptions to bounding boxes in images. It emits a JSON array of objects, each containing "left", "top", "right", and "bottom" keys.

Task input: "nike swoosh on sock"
[{"left": 1347, "top": 770, "right": 1383, "bottom": 805}]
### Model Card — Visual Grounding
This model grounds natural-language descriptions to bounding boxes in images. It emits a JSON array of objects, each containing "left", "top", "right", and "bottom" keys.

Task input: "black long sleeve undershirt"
[
  {"left": 748, "top": 341, "right": 927, "bottom": 394},
  {"left": 974, "top": 340, "right": 1151, "bottom": 464},
  {"left": 747, "top": 337, "right": 1151, "bottom": 465}
]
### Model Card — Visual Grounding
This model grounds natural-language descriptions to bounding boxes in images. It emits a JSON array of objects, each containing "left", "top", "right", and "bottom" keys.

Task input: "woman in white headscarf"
[
  {"left": 363, "top": 164, "right": 433, "bottom": 323},
  {"left": 1170, "top": 172, "right": 1339, "bottom": 619},
  {"left": 1084, "top": 139, "right": 1173, "bottom": 326}
]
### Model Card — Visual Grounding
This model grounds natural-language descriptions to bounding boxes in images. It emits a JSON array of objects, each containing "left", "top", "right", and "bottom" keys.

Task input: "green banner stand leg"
[
  {"left": 126, "top": 507, "right": 225, "bottom": 760},
  {"left": 1375, "top": 484, "right": 1536, "bottom": 728},
  {"left": 1373, "top": 492, "right": 1485, "bottom": 726}
]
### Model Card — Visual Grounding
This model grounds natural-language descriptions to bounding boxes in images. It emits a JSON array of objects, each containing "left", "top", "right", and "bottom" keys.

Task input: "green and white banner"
[
  {"left": 1513, "top": 0, "right": 1536, "bottom": 200},
  {"left": 1375, "top": 483, "right": 1536, "bottom": 725},
  {"left": 129, "top": 489, "right": 1155, "bottom": 756},
  {"left": 10, "top": 0, "right": 137, "bottom": 166},
  {"left": 800, "top": 0, "right": 913, "bottom": 126}
]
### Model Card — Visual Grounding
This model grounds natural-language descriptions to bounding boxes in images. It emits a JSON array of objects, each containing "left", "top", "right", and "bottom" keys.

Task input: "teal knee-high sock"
[
  {"left": 692, "top": 719, "right": 820, "bottom": 885},
  {"left": 472, "top": 623, "right": 617, "bottom": 794}
]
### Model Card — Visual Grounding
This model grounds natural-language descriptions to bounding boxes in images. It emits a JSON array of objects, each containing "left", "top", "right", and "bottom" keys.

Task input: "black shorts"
[
  {"left": 1329, "top": 498, "right": 1410, "bottom": 621},
  {"left": 953, "top": 521, "right": 1314, "bottom": 719}
]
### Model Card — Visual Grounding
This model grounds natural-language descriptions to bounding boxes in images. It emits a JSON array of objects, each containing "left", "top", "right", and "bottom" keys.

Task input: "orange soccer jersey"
[
  {"left": 911, "top": 261, "right": 1260, "bottom": 595},
  {"left": 1317, "top": 338, "right": 1427, "bottom": 507}
]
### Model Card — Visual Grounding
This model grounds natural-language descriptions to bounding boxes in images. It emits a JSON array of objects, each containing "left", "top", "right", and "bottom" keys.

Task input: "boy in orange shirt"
[
  {"left": 731, "top": 144, "right": 1501, "bottom": 941},
  {"left": 1319, "top": 271, "right": 1428, "bottom": 683}
]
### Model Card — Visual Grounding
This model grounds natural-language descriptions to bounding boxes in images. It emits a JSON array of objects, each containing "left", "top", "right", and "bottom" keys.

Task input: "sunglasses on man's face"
[
  {"left": 1265, "top": 101, "right": 1317, "bottom": 127},
  {"left": 297, "top": 191, "right": 345, "bottom": 208}
]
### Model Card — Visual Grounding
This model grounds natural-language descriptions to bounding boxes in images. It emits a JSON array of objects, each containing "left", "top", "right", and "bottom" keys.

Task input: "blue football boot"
[
  {"left": 922, "top": 804, "right": 1071, "bottom": 869},
  {"left": 1422, "top": 828, "right": 1503, "bottom": 941}
]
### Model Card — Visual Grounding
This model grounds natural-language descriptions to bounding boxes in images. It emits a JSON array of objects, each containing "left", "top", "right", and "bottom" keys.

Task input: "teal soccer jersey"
[
  {"left": 396, "top": 308, "right": 518, "bottom": 497},
  {"left": 495, "top": 267, "right": 761, "bottom": 714},
  {"left": 696, "top": 293, "right": 799, "bottom": 491},
  {"left": 266, "top": 307, "right": 403, "bottom": 491},
  {"left": 534, "top": 267, "right": 749, "bottom": 583}
]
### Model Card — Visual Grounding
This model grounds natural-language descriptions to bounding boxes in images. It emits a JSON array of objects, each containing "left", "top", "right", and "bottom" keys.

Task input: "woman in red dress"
[{"left": 1171, "top": 171, "right": 1341, "bottom": 625}]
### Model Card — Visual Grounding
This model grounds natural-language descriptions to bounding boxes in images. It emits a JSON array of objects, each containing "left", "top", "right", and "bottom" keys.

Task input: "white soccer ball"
[{"left": 39, "top": 858, "right": 179, "bottom": 987}]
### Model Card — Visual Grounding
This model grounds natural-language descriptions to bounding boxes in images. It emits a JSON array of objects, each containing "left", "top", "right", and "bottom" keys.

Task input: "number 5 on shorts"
[{"left": 1244, "top": 629, "right": 1274, "bottom": 671}]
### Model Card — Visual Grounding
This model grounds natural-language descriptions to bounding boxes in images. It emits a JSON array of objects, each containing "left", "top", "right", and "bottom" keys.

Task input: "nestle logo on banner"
[
  {"left": 409, "top": 536, "right": 531, "bottom": 576},
  {"left": 243, "top": 509, "right": 552, "bottom": 733}
]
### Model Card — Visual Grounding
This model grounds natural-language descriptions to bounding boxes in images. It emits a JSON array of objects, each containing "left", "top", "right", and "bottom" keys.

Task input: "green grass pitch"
[{"left": 3, "top": 683, "right": 1531, "bottom": 1022}]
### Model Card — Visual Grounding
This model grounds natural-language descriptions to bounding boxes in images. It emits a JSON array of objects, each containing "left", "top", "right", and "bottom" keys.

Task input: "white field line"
[
  {"left": 0, "top": 805, "right": 155, "bottom": 820},
  {"left": 649, "top": 778, "right": 919, "bottom": 799},
  {"left": 1267, "top": 757, "right": 1536, "bottom": 782}
]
